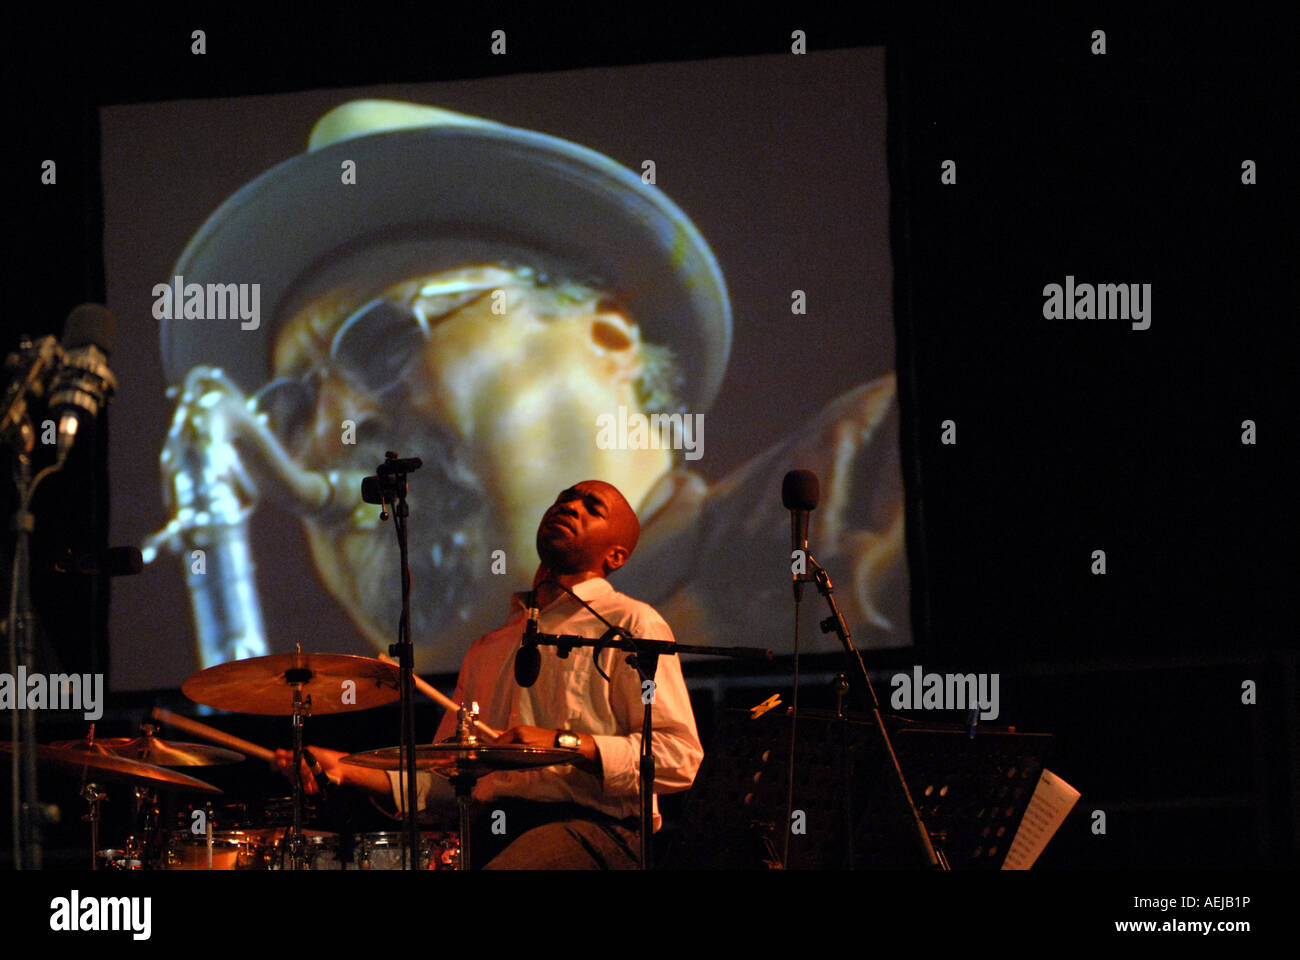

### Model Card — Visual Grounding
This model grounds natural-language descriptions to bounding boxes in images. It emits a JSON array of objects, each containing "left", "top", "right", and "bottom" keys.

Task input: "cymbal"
[
  {"left": 0, "top": 742, "right": 222, "bottom": 793},
  {"left": 50, "top": 734, "right": 244, "bottom": 767},
  {"left": 339, "top": 742, "right": 581, "bottom": 778},
  {"left": 182, "top": 653, "right": 400, "bottom": 715}
]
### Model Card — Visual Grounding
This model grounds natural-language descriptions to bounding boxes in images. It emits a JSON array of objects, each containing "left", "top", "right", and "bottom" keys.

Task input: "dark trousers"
[{"left": 468, "top": 799, "right": 641, "bottom": 870}]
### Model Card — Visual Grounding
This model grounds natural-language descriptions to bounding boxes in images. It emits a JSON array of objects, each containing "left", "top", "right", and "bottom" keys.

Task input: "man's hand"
[
  {"left": 492, "top": 725, "right": 555, "bottom": 749},
  {"left": 270, "top": 745, "right": 395, "bottom": 797},
  {"left": 493, "top": 725, "right": 601, "bottom": 776},
  {"left": 271, "top": 747, "right": 330, "bottom": 795}
]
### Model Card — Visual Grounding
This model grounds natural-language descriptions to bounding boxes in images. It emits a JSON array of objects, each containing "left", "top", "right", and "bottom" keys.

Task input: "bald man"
[{"left": 280, "top": 480, "right": 704, "bottom": 869}]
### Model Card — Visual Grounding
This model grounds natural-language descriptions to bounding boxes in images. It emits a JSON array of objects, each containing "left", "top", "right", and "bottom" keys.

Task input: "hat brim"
[{"left": 164, "top": 124, "right": 731, "bottom": 412}]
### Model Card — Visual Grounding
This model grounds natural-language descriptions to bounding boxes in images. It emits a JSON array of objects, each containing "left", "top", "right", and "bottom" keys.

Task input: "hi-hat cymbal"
[
  {"left": 339, "top": 742, "right": 580, "bottom": 778},
  {"left": 50, "top": 734, "right": 244, "bottom": 767},
  {"left": 0, "top": 742, "right": 222, "bottom": 793},
  {"left": 182, "top": 653, "right": 400, "bottom": 715}
]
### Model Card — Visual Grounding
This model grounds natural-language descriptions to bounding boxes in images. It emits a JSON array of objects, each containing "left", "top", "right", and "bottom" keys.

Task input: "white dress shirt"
[{"left": 391, "top": 577, "right": 703, "bottom": 831}]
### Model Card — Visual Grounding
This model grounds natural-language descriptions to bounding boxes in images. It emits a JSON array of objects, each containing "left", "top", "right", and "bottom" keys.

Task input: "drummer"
[{"left": 276, "top": 480, "right": 703, "bottom": 868}]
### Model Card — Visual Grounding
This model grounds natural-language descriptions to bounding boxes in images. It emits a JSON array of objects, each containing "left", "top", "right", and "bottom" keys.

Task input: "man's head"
[{"left": 535, "top": 480, "right": 640, "bottom": 580}]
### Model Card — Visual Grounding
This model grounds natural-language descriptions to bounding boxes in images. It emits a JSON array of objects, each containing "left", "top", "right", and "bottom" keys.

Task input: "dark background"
[{"left": 1, "top": 5, "right": 1294, "bottom": 890}]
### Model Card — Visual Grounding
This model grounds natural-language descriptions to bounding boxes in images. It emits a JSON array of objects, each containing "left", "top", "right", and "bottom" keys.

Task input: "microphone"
[
  {"left": 514, "top": 591, "right": 542, "bottom": 688},
  {"left": 152, "top": 405, "right": 268, "bottom": 668},
  {"left": 363, "top": 454, "right": 423, "bottom": 517},
  {"left": 781, "top": 470, "right": 820, "bottom": 600},
  {"left": 49, "top": 304, "right": 117, "bottom": 462},
  {"left": 178, "top": 465, "right": 268, "bottom": 668},
  {"left": 360, "top": 475, "right": 386, "bottom": 505},
  {"left": 143, "top": 366, "right": 364, "bottom": 668}
]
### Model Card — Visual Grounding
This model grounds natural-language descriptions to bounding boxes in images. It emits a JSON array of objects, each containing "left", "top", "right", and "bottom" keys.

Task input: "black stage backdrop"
[{"left": 0, "top": 7, "right": 1293, "bottom": 940}]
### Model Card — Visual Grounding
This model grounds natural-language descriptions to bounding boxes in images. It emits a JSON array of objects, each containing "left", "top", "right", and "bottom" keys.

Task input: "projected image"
[{"left": 102, "top": 51, "right": 907, "bottom": 686}]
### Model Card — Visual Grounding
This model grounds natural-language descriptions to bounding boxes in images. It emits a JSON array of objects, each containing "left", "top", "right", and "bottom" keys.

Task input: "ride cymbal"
[{"left": 182, "top": 652, "right": 400, "bottom": 715}]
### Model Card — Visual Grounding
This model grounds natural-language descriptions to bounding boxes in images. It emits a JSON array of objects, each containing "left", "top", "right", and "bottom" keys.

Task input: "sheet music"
[{"left": 1001, "top": 769, "right": 1080, "bottom": 870}]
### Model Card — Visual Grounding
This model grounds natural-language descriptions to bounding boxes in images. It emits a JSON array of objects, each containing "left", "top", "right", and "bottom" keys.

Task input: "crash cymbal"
[
  {"left": 0, "top": 742, "right": 222, "bottom": 793},
  {"left": 339, "top": 742, "right": 580, "bottom": 777},
  {"left": 50, "top": 734, "right": 244, "bottom": 767},
  {"left": 182, "top": 653, "right": 400, "bottom": 715}
]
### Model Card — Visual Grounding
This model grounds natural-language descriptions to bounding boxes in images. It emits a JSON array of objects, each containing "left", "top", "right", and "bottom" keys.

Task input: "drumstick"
[
  {"left": 375, "top": 653, "right": 501, "bottom": 739},
  {"left": 151, "top": 707, "right": 276, "bottom": 762}
]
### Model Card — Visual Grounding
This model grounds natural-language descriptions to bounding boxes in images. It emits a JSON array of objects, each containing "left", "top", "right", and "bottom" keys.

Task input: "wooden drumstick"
[
  {"left": 375, "top": 653, "right": 501, "bottom": 739},
  {"left": 150, "top": 707, "right": 276, "bottom": 762}
]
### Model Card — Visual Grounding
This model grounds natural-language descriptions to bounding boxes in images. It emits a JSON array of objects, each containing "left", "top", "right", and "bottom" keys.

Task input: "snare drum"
[{"left": 164, "top": 830, "right": 268, "bottom": 870}]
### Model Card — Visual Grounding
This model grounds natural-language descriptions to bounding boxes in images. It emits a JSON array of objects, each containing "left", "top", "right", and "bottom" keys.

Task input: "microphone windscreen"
[
  {"left": 514, "top": 645, "right": 541, "bottom": 687},
  {"left": 781, "top": 470, "right": 820, "bottom": 511},
  {"left": 63, "top": 303, "right": 116, "bottom": 356}
]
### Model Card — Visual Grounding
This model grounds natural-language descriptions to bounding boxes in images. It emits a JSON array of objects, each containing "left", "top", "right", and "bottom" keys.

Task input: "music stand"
[{"left": 666, "top": 707, "right": 1053, "bottom": 869}]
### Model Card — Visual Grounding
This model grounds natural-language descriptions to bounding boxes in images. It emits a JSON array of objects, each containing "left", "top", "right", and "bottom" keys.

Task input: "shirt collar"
[{"left": 510, "top": 576, "right": 614, "bottom": 613}]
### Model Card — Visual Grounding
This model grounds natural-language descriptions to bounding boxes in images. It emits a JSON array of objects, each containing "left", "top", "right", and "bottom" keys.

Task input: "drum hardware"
[
  {"left": 337, "top": 736, "right": 583, "bottom": 774},
  {"left": 340, "top": 702, "right": 581, "bottom": 870},
  {"left": 262, "top": 830, "right": 459, "bottom": 870},
  {"left": 1, "top": 725, "right": 222, "bottom": 869},
  {"left": 163, "top": 822, "right": 269, "bottom": 871},
  {"left": 179, "top": 651, "right": 400, "bottom": 716},
  {"left": 54, "top": 723, "right": 244, "bottom": 767},
  {"left": 96, "top": 845, "right": 146, "bottom": 871},
  {"left": 56, "top": 720, "right": 242, "bottom": 868},
  {"left": 352, "top": 831, "right": 458, "bottom": 870},
  {"left": 0, "top": 736, "right": 223, "bottom": 793},
  {"left": 80, "top": 781, "right": 107, "bottom": 870},
  {"left": 177, "top": 650, "right": 400, "bottom": 870}
]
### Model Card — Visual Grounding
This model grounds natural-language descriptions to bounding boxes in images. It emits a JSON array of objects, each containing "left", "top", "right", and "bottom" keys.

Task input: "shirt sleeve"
[
  {"left": 590, "top": 608, "right": 704, "bottom": 799},
  {"left": 387, "top": 768, "right": 440, "bottom": 814}
]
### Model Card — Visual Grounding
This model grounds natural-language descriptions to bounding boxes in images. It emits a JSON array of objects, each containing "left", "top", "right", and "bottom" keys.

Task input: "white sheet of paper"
[{"left": 1001, "top": 768, "right": 1080, "bottom": 870}]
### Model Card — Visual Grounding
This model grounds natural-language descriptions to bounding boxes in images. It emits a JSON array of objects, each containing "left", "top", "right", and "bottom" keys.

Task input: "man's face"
[
  {"left": 536, "top": 481, "right": 637, "bottom": 577},
  {"left": 269, "top": 266, "right": 670, "bottom": 667}
]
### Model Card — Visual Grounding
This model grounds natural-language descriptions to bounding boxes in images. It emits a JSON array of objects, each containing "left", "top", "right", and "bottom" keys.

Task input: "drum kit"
[{"left": 7, "top": 649, "right": 581, "bottom": 870}]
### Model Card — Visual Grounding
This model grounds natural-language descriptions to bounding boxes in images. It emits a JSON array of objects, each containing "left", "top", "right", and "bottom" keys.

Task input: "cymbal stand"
[
  {"left": 80, "top": 782, "right": 106, "bottom": 870},
  {"left": 449, "top": 702, "right": 481, "bottom": 872},
  {"left": 286, "top": 676, "right": 312, "bottom": 870}
]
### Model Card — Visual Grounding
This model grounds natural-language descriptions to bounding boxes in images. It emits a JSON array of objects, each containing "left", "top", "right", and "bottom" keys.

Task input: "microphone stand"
[
  {"left": 4, "top": 338, "right": 69, "bottom": 870},
  {"left": 7, "top": 451, "right": 59, "bottom": 869},
  {"left": 527, "top": 629, "right": 770, "bottom": 870},
  {"left": 369, "top": 452, "right": 422, "bottom": 869},
  {"left": 800, "top": 553, "right": 946, "bottom": 870}
]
